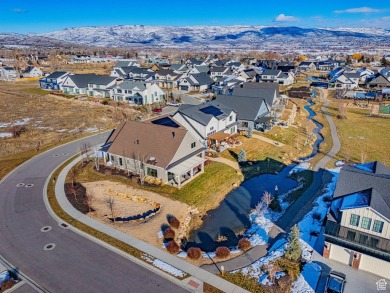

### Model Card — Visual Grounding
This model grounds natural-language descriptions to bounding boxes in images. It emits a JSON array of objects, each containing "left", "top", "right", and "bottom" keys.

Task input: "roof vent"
[{"left": 172, "top": 131, "right": 175, "bottom": 138}]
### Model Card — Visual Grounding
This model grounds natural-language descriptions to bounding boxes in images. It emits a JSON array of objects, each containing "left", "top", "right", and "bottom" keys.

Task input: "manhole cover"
[
  {"left": 43, "top": 243, "right": 56, "bottom": 251},
  {"left": 41, "top": 226, "right": 52, "bottom": 232},
  {"left": 53, "top": 154, "right": 59, "bottom": 157},
  {"left": 16, "top": 183, "right": 25, "bottom": 187},
  {"left": 25, "top": 184, "right": 34, "bottom": 188}
]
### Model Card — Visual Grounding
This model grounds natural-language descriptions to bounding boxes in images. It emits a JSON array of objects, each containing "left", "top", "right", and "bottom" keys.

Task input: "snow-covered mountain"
[{"left": 1, "top": 25, "right": 390, "bottom": 49}]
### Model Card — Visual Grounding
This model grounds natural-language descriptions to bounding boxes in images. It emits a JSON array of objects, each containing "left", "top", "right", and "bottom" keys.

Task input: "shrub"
[
  {"left": 269, "top": 196, "right": 282, "bottom": 212},
  {"left": 187, "top": 247, "right": 202, "bottom": 260},
  {"left": 1, "top": 279, "right": 16, "bottom": 291},
  {"left": 166, "top": 241, "right": 180, "bottom": 255},
  {"left": 275, "top": 257, "right": 301, "bottom": 280},
  {"left": 322, "top": 195, "right": 332, "bottom": 202},
  {"left": 168, "top": 216, "right": 180, "bottom": 229},
  {"left": 215, "top": 246, "right": 230, "bottom": 259},
  {"left": 238, "top": 238, "right": 251, "bottom": 251},
  {"left": 163, "top": 227, "right": 175, "bottom": 240}
]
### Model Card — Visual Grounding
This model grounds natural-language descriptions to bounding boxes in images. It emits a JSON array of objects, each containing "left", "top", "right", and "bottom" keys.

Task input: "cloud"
[
  {"left": 273, "top": 14, "right": 298, "bottom": 22},
  {"left": 12, "top": 8, "right": 28, "bottom": 13},
  {"left": 334, "top": 7, "right": 383, "bottom": 14}
]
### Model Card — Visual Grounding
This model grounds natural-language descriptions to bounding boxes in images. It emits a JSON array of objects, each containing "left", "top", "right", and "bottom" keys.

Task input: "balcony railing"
[{"left": 325, "top": 221, "right": 390, "bottom": 261}]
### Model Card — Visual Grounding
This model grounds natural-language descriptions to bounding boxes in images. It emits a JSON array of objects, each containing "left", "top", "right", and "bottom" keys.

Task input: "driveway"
[{"left": 0, "top": 132, "right": 187, "bottom": 293}]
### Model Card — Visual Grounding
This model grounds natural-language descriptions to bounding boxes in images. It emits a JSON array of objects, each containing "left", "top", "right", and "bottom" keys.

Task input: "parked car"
[
  {"left": 152, "top": 107, "right": 163, "bottom": 113},
  {"left": 166, "top": 101, "right": 181, "bottom": 107},
  {"left": 325, "top": 271, "right": 346, "bottom": 293}
]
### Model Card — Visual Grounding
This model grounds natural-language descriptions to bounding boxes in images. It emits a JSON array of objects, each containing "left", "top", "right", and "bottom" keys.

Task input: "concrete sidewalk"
[
  {"left": 53, "top": 156, "right": 248, "bottom": 293},
  {"left": 252, "top": 134, "right": 285, "bottom": 147}
]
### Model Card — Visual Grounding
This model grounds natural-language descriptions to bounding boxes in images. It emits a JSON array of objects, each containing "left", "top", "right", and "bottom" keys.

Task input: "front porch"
[{"left": 167, "top": 155, "right": 205, "bottom": 188}]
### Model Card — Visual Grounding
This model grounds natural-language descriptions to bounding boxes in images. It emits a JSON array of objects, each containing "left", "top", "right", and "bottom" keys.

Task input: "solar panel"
[
  {"left": 199, "top": 105, "right": 224, "bottom": 116},
  {"left": 151, "top": 117, "right": 180, "bottom": 128}
]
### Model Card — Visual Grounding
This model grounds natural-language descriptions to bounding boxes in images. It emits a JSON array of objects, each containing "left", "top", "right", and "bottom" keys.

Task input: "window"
[
  {"left": 361, "top": 217, "right": 372, "bottom": 230},
  {"left": 349, "top": 214, "right": 360, "bottom": 227},
  {"left": 372, "top": 220, "right": 384, "bottom": 233},
  {"left": 119, "top": 158, "right": 123, "bottom": 166},
  {"left": 191, "top": 142, "right": 196, "bottom": 148},
  {"left": 117, "top": 89, "right": 122, "bottom": 93},
  {"left": 210, "top": 126, "right": 214, "bottom": 131},
  {"left": 369, "top": 237, "right": 379, "bottom": 248},
  {"left": 229, "top": 115, "right": 233, "bottom": 122},
  {"left": 346, "top": 231, "right": 356, "bottom": 241},
  {"left": 147, "top": 167, "right": 157, "bottom": 178},
  {"left": 358, "top": 234, "right": 368, "bottom": 244}
]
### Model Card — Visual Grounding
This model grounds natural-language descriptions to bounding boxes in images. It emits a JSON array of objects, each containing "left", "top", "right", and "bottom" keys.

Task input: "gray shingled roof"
[
  {"left": 88, "top": 75, "right": 116, "bottom": 86},
  {"left": 176, "top": 100, "right": 234, "bottom": 126},
  {"left": 216, "top": 95, "right": 269, "bottom": 121},
  {"left": 117, "top": 80, "right": 146, "bottom": 91},
  {"left": 45, "top": 71, "right": 68, "bottom": 79},
  {"left": 65, "top": 74, "right": 97, "bottom": 88},
  {"left": 193, "top": 66, "right": 209, "bottom": 73},
  {"left": 232, "top": 87, "right": 277, "bottom": 107},
  {"left": 191, "top": 73, "right": 214, "bottom": 85},
  {"left": 332, "top": 162, "right": 390, "bottom": 220},
  {"left": 210, "top": 66, "right": 228, "bottom": 73},
  {"left": 262, "top": 69, "right": 281, "bottom": 77},
  {"left": 344, "top": 72, "right": 361, "bottom": 79}
]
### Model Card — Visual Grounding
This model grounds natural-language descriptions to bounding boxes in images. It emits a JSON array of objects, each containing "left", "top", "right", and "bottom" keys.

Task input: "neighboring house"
[
  {"left": 39, "top": 71, "right": 69, "bottom": 90},
  {"left": 317, "top": 60, "right": 340, "bottom": 71},
  {"left": 297, "top": 61, "right": 317, "bottom": 72},
  {"left": 328, "top": 73, "right": 359, "bottom": 89},
  {"left": 21, "top": 66, "right": 43, "bottom": 78},
  {"left": 178, "top": 73, "right": 214, "bottom": 92},
  {"left": 154, "top": 70, "right": 181, "bottom": 89},
  {"left": 209, "top": 66, "right": 231, "bottom": 81},
  {"left": 172, "top": 100, "right": 238, "bottom": 147},
  {"left": 113, "top": 81, "right": 165, "bottom": 105},
  {"left": 186, "top": 58, "right": 206, "bottom": 67},
  {"left": 87, "top": 75, "right": 117, "bottom": 98},
  {"left": 169, "top": 64, "right": 189, "bottom": 74},
  {"left": 216, "top": 94, "right": 272, "bottom": 131},
  {"left": 324, "top": 162, "right": 390, "bottom": 279},
  {"left": 226, "top": 61, "right": 244, "bottom": 70},
  {"left": 277, "top": 62, "right": 296, "bottom": 73},
  {"left": 189, "top": 65, "right": 209, "bottom": 75},
  {"left": 259, "top": 69, "right": 294, "bottom": 85},
  {"left": 0, "top": 66, "right": 18, "bottom": 80},
  {"left": 212, "top": 75, "right": 242, "bottom": 95},
  {"left": 62, "top": 73, "right": 97, "bottom": 95},
  {"left": 102, "top": 117, "right": 206, "bottom": 188},
  {"left": 111, "top": 66, "right": 154, "bottom": 81},
  {"left": 238, "top": 68, "right": 261, "bottom": 82},
  {"left": 366, "top": 74, "right": 390, "bottom": 89}
]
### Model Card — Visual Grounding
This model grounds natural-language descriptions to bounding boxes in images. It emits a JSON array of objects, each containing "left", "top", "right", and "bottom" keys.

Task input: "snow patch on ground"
[
  {"left": 291, "top": 262, "right": 322, "bottom": 293},
  {"left": 142, "top": 255, "right": 187, "bottom": 278},
  {"left": 244, "top": 210, "right": 273, "bottom": 246},
  {"left": 84, "top": 127, "right": 99, "bottom": 133},
  {"left": 0, "top": 133, "right": 12, "bottom": 138},
  {"left": 289, "top": 162, "right": 310, "bottom": 175},
  {"left": 0, "top": 118, "right": 31, "bottom": 128}
]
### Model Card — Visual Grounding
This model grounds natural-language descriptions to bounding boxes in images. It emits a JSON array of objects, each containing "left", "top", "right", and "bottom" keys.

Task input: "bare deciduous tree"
[
  {"left": 85, "top": 191, "right": 93, "bottom": 213},
  {"left": 105, "top": 195, "right": 116, "bottom": 225},
  {"left": 360, "top": 149, "right": 368, "bottom": 164},
  {"left": 80, "top": 142, "right": 92, "bottom": 163},
  {"left": 68, "top": 166, "right": 79, "bottom": 187},
  {"left": 262, "top": 191, "right": 273, "bottom": 209}
]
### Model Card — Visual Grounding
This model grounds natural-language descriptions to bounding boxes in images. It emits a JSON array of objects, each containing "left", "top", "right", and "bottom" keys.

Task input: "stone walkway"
[{"left": 252, "top": 134, "right": 285, "bottom": 147}]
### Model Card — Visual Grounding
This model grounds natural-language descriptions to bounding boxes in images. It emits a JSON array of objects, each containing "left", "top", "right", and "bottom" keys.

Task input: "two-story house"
[
  {"left": 87, "top": 75, "right": 117, "bottom": 98},
  {"left": 154, "top": 70, "right": 181, "bottom": 89},
  {"left": 62, "top": 73, "right": 97, "bottom": 95},
  {"left": 178, "top": 73, "right": 214, "bottom": 92},
  {"left": 113, "top": 81, "right": 165, "bottom": 105},
  {"left": 21, "top": 66, "right": 43, "bottom": 78},
  {"left": 101, "top": 117, "right": 206, "bottom": 188},
  {"left": 324, "top": 162, "right": 390, "bottom": 279},
  {"left": 297, "top": 61, "right": 317, "bottom": 72},
  {"left": 172, "top": 100, "right": 238, "bottom": 150},
  {"left": 0, "top": 66, "right": 18, "bottom": 80},
  {"left": 259, "top": 69, "right": 294, "bottom": 85},
  {"left": 209, "top": 67, "right": 231, "bottom": 81},
  {"left": 39, "top": 71, "right": 69, "bottom": 90}
]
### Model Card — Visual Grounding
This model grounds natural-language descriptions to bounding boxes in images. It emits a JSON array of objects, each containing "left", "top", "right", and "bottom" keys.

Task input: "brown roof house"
[{"left": 102, "top": 117, "right": 206, "bottom": 188}]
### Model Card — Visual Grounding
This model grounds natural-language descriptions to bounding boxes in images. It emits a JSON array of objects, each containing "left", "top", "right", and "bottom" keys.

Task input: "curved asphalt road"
[{"left": 0, "top": 132, "right": 186, "bottom": 293}]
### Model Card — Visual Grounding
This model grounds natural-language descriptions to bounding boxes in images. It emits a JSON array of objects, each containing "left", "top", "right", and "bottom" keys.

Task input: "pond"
[{"left": 186, "top": 164, "right": 298, "bottom": 252}]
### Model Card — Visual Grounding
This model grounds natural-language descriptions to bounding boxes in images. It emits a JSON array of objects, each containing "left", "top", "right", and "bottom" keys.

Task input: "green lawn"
[{"left": 76, "top": 160, "right": 242, "bottom": 212}]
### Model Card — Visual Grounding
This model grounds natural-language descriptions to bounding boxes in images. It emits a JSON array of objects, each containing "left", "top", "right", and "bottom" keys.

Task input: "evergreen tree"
[
  {"left": 381, "top": 56, "right": 388, "bottom": 67},
  {"left": 246, "top": 126, "right": 253, "bottom": 138},
  {"left": 237, "top": 149, "right": 246, "bottom": 163},
  {"left": 284, "top": 225, "right": 302, "bottom": 262}
]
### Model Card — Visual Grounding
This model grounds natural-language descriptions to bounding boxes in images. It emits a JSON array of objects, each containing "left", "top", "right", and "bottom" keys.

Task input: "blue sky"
[{"left": 1, "top": 0, "right": 390, "bottom": 33}]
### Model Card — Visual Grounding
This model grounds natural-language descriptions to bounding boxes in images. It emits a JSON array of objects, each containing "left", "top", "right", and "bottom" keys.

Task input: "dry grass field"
[{"left": 0, "top": 80, "right": 147, "bottom": 178}]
